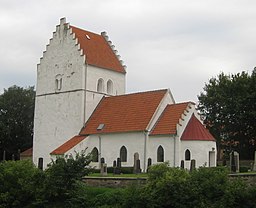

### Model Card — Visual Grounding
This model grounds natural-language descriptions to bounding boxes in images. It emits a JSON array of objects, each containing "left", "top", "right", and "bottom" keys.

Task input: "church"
[{"left": 32, "top": 18, "right": 216, "bottom": 171}]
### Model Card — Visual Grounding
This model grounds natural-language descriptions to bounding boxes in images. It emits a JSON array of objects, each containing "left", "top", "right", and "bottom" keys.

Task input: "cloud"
[{"left": 1, "top": 0, "right": 256, "bottom": 101}]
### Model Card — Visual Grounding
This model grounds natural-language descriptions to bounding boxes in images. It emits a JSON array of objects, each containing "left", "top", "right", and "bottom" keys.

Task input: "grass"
[{"left": 88, "top": 172, "right": 148, "bottom": 178}]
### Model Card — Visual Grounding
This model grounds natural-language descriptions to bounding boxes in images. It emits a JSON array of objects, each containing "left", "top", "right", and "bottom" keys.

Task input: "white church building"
[{"left": 33, "top": 18, "right": 216, "bottom": 171}]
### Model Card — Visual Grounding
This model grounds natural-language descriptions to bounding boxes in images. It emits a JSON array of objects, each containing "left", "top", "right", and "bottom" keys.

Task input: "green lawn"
[{"left": 88, "top": 172, "right": 148, "bottom": 178}]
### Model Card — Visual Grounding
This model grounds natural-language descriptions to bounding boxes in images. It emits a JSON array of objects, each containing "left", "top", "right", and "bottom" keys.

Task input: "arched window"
[
  {"left": 97, "top": 78, "right": 104, "bottom": 92},
  {"left": 185, "top": 149, "right": 191, "bottom": 161},
  {"left": 107, "top": 79, "right": 113, "bottom": 94},
  {"left": 120, "top": 146, "right": 127, "bottom": 162},
  {"left": 91, "top": 147, "right": 99, "bottom": 162},
  {"left": 157, "top": 145, "right": 164, "bottom": 162}
]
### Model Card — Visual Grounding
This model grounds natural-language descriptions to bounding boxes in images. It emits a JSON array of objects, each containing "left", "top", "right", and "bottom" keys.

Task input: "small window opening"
[
  {"left": 185, "top": 149, "right": 191, "bottom": 161},
  {"left": 120, "top": 146, "right": 127, "bottom": 162},
  {"left": 157, "top": 145, "right": 164, "bottom": 162}
]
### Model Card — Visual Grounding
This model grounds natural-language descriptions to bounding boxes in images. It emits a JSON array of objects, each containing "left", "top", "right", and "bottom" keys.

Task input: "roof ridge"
[
  {"left": 70, "top": 25, "right": 101, "bottom": 37},
  {"left": 168, "top": 101, "right": 195, "bottom": 106},
  {"left": 105, "top": 89, "right": 168, "bottom": 99}
]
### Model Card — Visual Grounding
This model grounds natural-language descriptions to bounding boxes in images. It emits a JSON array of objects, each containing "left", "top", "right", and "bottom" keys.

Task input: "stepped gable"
[
  {"left": 150, "top": 102, "right": 193, "bottom": 135},
  {"left": 80, "top": 89, "right": 168, "bottom": 135},
  {"left": 70, "top": 25, "right": 126, "bottom": 73},
  {"left": 51, "top": 135, "right": 87, "bottom": 155},
  {"left": 181, "top": 114, "right": 215, "bottom": 141}
]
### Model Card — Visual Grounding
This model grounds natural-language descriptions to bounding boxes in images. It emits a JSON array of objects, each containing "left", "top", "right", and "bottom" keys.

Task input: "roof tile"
[
  {"left": 80, "top": 89, "right": 168, "bottom": 135},
  {"left": 51, "top": 135, "right": 87, "bottom": 155},
  {"left": 181, "top": 114, "right": 215, "bottom": 141},
  {"left": 70, "top": 25, "right": 125, "bottom": 74},
  {"left": 150, "top": 102, "right": 192, "bottom": 135}
]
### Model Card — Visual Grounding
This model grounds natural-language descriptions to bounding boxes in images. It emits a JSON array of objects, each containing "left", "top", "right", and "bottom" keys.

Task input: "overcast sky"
[{"left": 1, "top": 0, "right": 256, "bottom": 102}]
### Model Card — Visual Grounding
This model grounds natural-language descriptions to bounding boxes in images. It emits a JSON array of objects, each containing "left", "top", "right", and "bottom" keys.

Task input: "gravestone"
[
  {"left": 147, "top": 158, "right": 152, "bottom": 172},
  {"left": 113, "top": 160, "right": 116, "bottom": 174},
  {"left": 180, "top": 160, "right": 184, "bottom": 169},
  {"left": 17, "top": 149, "right": 20, "bottom": 160},
  {"left": 115, "top": 157, "right": 121, "bottom": 174},
  {"left": 234, "top": 151, "right": 240, "bottom": 172},
  {"left": 133, "top": 153, "right": 140, "bottom": 174},
  {"left": 190, "top": 159, "right": 196, "bottom": 172},
  {"left": 101, "top": 163, "right": 107, "bottom": 176},
  {"left": 3, "top": 150, "right": 6, "bottom": 161},
  {"left": 230, "top": 151, "right": 237, "bottom": 173},
  {"left": 134, "top": 159, "right": 141, "bottom": 174},
  {"left": 253, "top": 151, "right": 256, "bottom": 171},
  {"left": 38, "top": 157, "right": 43, "bottom": 170}
]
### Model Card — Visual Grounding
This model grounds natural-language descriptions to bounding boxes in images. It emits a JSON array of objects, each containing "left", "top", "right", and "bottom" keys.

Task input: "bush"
[
  {"left": 239, "top": 166, "right": 249, "bottom": 172},
  {"left": 0, "top": 160, "right": 41, "bottom": 207}
]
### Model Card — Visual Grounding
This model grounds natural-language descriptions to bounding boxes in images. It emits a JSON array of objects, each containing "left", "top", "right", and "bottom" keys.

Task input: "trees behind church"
[
  {"left": 198, "top": 68, "right": 256, "bottom": 159},
  {"left": 0, "top": 85, "right": 35, "bottom": 160}
]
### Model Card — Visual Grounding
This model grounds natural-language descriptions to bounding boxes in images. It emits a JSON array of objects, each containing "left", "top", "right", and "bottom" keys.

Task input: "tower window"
[
  {"left": 97, "top": 78, "right": 104, "bottom": 92},
  {"left": 107, "top": 79, "right": 113, "bottom": 94}
]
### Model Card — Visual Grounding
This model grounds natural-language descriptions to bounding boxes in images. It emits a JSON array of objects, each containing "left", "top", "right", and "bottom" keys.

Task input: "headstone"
[
  {"left": 133, "top": 153, "right": 140, "bottom": 173},
  {"left": 253, "top": 151, "right": 256, "bottom": 171},
  {"left": 230, "top": 151, "right": 236, "bottom": 173},
  {"left": 38, "top": 157, "right": 43, "bottom": 170},
  {"left": 101, "top": 163, "right": 107, "bottom": 176},
  {"left": 147, "top": 158, "right": 152, "bottom": 172},
  {"left": 17, "top": 149, "right": 21, "bottom": 160},
  {"left": 3, "top": 150, "right": 6, "bottom": 161},
  {"left": 134, "top": 159, "right": 141, "bottom": 174},
  {"left": 115, "top": 157, "right": 121, "bottom": 174},
  {"left": 190, "top": 159, "right": 196, "bottom": 172},
  {"left": 234, "top": 151, "right": 240, "bottom": 172},
  {"left": 180, "top": 160, "right": 184, "bottom": 169},
  {"left": 113, "top": 160, "right": 116, "bottom": 174}
]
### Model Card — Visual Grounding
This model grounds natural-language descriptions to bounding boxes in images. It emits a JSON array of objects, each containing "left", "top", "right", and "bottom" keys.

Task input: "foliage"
[
  {"left": 0, "top": 160, "right": 42, "bottom": 208},
  {"left": 198, "top": 69, "right": 256, "bottom": 159},
  {"left": 0, "top": 151, "right": 92, "bottom": 208},
  {"left": 0, "top": 85, "right": 35, "bottom": 160},
  {"left": 41, "top": 150, "right": 92, "bottom": 203},
  {"left": 1, "top": 161, "right": 256, "bottom": 207}
]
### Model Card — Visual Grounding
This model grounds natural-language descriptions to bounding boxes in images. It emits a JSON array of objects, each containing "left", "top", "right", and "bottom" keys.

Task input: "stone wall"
[
  {"left": 83, "top": 174, "right": 256, "bottom": 188},
  {"left": 83, "top": 176, "right": 147, "bottom": 188}
]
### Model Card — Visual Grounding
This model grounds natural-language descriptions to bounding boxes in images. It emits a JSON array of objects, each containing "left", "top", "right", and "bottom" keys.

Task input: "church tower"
[{"left": 33, "top": 18, "right": 126, "bottom": 168}]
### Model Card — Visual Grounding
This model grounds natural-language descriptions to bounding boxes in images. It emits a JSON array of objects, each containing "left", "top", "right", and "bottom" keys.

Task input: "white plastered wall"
[
  {"left": 181, "top": 140, "right": 217, "bottom": 169},
  {"left": 33, "top": 19, "right": 86, "bottom": 169},
  {"left": 85, "top": 65, "right": 126, "bottom": 121},
  {"left": 62, "top": 132, "right": 147, "bottom": 171},
  {"left": 147, "top": 135, "right": 176, "bottom": 166}
]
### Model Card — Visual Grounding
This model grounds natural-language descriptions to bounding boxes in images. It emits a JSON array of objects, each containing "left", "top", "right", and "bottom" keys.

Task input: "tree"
[
  {"left": 0, "top": 85, "right": 35, "bottom": 160},
  {"left": 198, "top": 69, "right": 256, "bottom": 159}
]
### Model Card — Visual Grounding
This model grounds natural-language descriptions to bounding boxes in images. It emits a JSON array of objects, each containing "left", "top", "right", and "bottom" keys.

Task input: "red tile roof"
[
  {"left": 20, "top": 147, "right": 33, "bottom": 156},
  {"left": 80, "top": 89, "right": 168, "bottom": 135},
  {"left": 51, "top": 135, "right": 87, "bottom": 155},
  {"left": 150, "top": 102, "right": 192, "bottom": 135},
  {"left": 70, "top": 25, "right": 126, "bottom": 74},
  {"left": 181, "top": 114, "right": 215, "bottom": 141}
]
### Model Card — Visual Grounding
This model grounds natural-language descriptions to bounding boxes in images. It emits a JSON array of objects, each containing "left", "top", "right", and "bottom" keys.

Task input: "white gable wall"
[
  {"left": 181, "top": 140, "right": 217, "bottom": 169},
  {"left": 147, "top": 90, "right": 175, "bottom": 131},
  {"left": 33, "top": 20, "right": 87, "bottom": 169}
]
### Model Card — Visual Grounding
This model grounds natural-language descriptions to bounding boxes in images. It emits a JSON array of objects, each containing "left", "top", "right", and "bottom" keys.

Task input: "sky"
[{"left": 1, "top": 0, "right": 256, "bottom": 103}]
